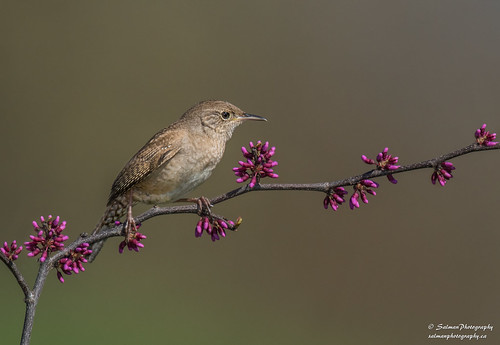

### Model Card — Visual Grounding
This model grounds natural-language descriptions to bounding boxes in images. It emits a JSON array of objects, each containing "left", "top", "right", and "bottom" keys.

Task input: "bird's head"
[{"left": 183, "top": 100, "right": 267, "bottom": 140}]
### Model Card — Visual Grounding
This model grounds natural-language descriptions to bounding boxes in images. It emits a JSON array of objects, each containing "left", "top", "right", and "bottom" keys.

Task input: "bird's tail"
[{"left": 88, "top": 195, "right": 129, "bottom": 262}]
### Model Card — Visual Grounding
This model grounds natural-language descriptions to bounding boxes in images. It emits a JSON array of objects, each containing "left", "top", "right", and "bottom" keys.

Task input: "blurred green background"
[{"left": 1, "top": 1, "right": 499, "bottom": 344}]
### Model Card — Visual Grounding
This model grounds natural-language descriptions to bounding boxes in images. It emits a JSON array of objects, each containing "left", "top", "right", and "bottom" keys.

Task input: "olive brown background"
[{"left": 1, "top": 1, "right": 499, "bottom": 344}]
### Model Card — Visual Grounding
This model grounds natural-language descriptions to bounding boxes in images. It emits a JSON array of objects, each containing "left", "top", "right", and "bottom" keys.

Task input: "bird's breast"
[{"left": 132, "top": 137, "right": 225, "bottom": 204}]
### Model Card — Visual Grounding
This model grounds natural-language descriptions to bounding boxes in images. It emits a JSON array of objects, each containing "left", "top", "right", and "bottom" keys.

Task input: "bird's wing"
[{"left": 107, "top": 129, "right": 182, "bottom": 205}]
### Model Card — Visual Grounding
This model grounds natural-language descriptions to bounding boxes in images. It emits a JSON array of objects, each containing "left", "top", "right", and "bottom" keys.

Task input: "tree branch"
[
  {"left": 0, "top": 252, "right": 30, "bottom": 298},
  {"left": 6, "top": 142, "right": 499, "bottom": 271},
  {"left": 136, "top": 142, "right": 499, "bottom": 222},
  {"left": 2, "top": 140, "right": 498, "bottom": 345}
]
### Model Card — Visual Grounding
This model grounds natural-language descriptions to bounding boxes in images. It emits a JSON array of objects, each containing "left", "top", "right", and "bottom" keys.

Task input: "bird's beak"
[{"left": 238, "top": 113, "right": 267, "bottom": 121}]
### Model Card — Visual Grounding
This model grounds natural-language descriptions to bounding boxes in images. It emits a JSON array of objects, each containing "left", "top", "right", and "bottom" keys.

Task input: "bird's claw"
[
  {"left": 124, "top": 202, "right": 138, "bottom": 243},
  {"left": 196, "top": 196, "right": 213, "bottom": 216}
]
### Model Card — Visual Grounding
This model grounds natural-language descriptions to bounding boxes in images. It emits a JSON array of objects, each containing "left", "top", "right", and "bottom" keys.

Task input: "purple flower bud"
[
  {"left": 387, "top": 174, "right": 398, "bottom": 184},
  {"left": 262, "top": 141, "right": 269, "bottom": 152},
  {"left": 329, "top": 199, "right": 338, "bottom": 211},
  {"left": 206, "top": 223, "right": 213, "bottom": 234},
  {"left": 366, "top": 189, "right": 376, "bottom": 196},
  {"left": 333, "top": 194, "right": 344, "bottom": 203},
  {"left": 217, "top": 220, "right": 228, "bottom": 229},
  {"left": 360, "top": 191, "right": 369, "bottom": 204},
  {"left": 264, "top": 161, "right": 278, "bottom": 168},
  {"left": 350, "top": 192, "right": 360, "bottom": 209},
  {"left": 195, "top": 220, "right": 203, "bottom": 237},
  {"left": 266, "top": 148, "right": 276, "bottom": 158},
  {"left": 249, "top": 175, "right": 258, "bottom": 188},
  {"left": 361, "top": 155, "right": 375, "bottom": 164},
  {"left": 362, "top": 180, "right": 379, "bottom": 188},
  {"left": 236, "top": 175, "right": 249, "bottom": 183},
  {"left": 440, "top": 169, "right": 452, "bottom": 179},
  {"left": 441, "top": 161, "right": 455, "bottom": 170},
  {"left": 118, "top": 241, "right": 126, "bottom": 254}
]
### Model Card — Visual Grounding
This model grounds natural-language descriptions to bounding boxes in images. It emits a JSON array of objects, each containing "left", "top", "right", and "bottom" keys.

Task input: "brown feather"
[{"left": 107, "top": 128, "right": 182, "bottom": 205}]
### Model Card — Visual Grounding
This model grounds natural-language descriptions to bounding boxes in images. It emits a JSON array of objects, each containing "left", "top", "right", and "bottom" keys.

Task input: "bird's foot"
[
  {"left": 178, "top": 196, "right": 213, "bottom": 216},
  {"left": 124, "top": 202, "right": 138, "bottom": 243},
  {"left": 196, "top": 196, "right": 213, "bottom": 216}
]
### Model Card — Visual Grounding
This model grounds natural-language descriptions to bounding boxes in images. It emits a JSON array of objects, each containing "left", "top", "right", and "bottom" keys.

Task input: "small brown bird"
[{"left": 89, "top": 100, "right": 266, "bottom": 261}]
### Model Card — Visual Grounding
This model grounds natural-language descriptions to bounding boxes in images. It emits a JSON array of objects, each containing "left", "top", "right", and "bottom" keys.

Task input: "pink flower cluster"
[
  {"left": 118, "top": 225, "right": 147, "bottom": 253},
  {"left": 362, "top": 147, "right": 400, "bottom": 184},
  {"left": 323, "top": 187, "right": 348, "bottom": 211},
  {"left": 475, "top": 124, "right": 498, "bottom": 147},
  {"left": 24, "top": 216, "right": 68, "bottom": 262},
  {"left": 350, "top": 180, "right": 379, "bottom": 209},
  {"left": 431, "top": 162, "right": 455, "bottom": 186},
  {"left": 233, "top": 141, "right": 278, "bottom": 188},
  {"left": 195, "top": 216, "right": 241, "bottom": 241},
  {"left": 1, "top": 240, "right": 23, "bottom": 261},
  {"left": 57, "top": 243, "right": 92, "bottom": 283}
]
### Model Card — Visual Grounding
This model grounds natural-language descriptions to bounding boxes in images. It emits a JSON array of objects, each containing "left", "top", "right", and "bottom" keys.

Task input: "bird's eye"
[{"left": 221, "top": 111, "right": 231, "bottom": 120}]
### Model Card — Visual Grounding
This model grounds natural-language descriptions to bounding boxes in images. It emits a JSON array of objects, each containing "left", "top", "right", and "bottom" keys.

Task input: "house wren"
[{"left": 89, "top": 100, "right": 266, "bottom": 261}]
